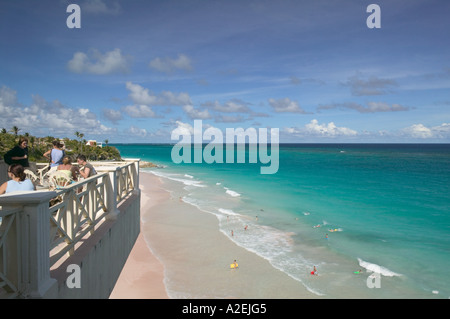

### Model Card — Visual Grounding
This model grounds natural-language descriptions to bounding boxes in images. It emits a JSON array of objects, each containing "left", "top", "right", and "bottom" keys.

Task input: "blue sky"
[{"left": 1, "top": 0, "right": 449, "bottom": 143}]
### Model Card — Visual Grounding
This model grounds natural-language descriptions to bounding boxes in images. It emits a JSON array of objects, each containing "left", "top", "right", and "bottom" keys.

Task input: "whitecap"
[
  {"left": 357, "top": 258, "right": 402, "bottom": 277},
  {"left": 223, "top": 187, "right": 241, "bottom": 197},
  {"left": 218, "top": 208, "right": 241, "bottom": 217},
  {"left": 150, "top": 170, "right": 206, "bottom": 188},
  {"left": 226, "top": 189, "right": 241, "bottom": 197}
]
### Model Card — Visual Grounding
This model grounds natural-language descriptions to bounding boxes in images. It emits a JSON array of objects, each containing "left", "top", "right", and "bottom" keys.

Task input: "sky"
[{"left": 1, "top": 0, "right": 449, "bottom": 143}]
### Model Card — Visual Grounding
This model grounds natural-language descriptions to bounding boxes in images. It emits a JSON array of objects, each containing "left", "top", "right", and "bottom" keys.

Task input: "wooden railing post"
[
  {"left": 0, "top": 191, "right": 57, "bottom": 298},
  {"left": 105, "top": 169, "right": 120, "bottom": 220},
  {"left": 132, "top": 160, "right": 140, "bottom": 196}
]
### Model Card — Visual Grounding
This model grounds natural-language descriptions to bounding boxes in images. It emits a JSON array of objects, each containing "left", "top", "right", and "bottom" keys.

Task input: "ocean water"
[{"left": 113, "top": 143, "right": 450, "bottom": 298}]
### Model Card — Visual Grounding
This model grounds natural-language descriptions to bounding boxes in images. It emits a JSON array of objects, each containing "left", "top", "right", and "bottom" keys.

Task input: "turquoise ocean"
[{"left": 113, "top": 143, "right": 450, "bottom": 298}]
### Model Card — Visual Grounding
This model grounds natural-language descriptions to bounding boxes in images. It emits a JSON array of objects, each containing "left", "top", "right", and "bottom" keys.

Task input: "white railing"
[
  {"left": 0, "top": 159, "right": 140, "bottom": 298},
  {"left": 0, "top": 207, "right": 22, "bottom": 298},
  {"left": 49, "top": 173, "right": 110, "bottom": 267}
]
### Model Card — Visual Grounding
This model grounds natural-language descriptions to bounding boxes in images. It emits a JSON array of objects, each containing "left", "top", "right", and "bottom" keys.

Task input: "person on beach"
[
  {"left": 0, "top": 164, "right": 35, "bottom": 195},
  {"left": 311, "top": 266, "right": 318, "bottom": 276},
  {"left": 232, "top": 260, "right": 238, "bottom": 269},
  {"left": 3, "top": 137, "right": 29, "bottom": 168}
]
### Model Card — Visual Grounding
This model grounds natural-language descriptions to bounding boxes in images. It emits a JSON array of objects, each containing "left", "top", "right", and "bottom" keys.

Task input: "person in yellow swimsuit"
[{"left": 57, "top": 156, "right": 78, "bottom": 181}]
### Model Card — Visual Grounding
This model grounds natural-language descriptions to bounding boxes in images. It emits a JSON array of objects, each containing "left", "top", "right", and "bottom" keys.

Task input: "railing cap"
[{"left": 0, "top": 190, "right": 58, "bottom": 205}]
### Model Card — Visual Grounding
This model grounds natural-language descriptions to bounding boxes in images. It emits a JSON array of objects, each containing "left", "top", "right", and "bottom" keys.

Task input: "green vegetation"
[{"left": 0, "top": 128, "right": 121, "bottom": 163}]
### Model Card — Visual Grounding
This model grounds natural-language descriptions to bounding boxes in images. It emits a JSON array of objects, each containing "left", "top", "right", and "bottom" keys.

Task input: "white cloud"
[
  {"left": 401, "top": 123, "right": 450, "bottom": 139},
  {"left": 68, "top": 48, "right": 130, "bottom": 75},
  {"left": 149, "top": 54, "right": 193, "bottom": 73},
  {"left": 172, "top": 120, "right": 195, "bottom": 136},
  {"left": 0, "top": 86, "right": 17, "bottom": 119},
  {"left": 102, "top": 108, "right": 123, "bottom": 123},
  {"left": 305, "top": 119, "right": 357, "bottom": 137},
  {"left": 268, "top": 98, "right": 311, "bottom": 114},
  {"left": 183, "top": 105, "right": 211, "bottom": 119},
  {"left": 127, "top": 125, "right": 148, "bottom": 138},
  {"left": 125, "top": 82, "right": 191, "bottom": 106},
  {"left": 285, "top": 119, "right": 357, "bottom": 138},
  {"left": 0, "top": 85, "right": 116, "bottom": 137},
  {"left": 122, "top": 104, "right": 156, "bottom": 118}
]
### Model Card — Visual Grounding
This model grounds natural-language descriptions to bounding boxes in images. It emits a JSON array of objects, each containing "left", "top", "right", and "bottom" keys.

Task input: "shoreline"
[
  {"left": 109, "top": 172, "right": 169, "bottom": 299},
  {"left": 111, "top": 170, "right": 315, "bottom": 299}
]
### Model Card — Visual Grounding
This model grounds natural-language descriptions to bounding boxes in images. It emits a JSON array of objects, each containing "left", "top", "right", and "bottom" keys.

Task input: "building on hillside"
[{"left": 86, "top": 140, "right": 103, "bottom": 148}]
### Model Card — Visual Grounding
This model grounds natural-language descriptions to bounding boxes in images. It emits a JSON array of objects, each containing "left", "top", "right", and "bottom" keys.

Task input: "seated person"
[
  {"left": 76, "top": 154, "right": 97, "bottom": 179},
  {"left": 0, "top": 164, "right": 36, "bottom": 195},
  {"left": 57, "top": 156, "right": 78, "bottom": 181}
]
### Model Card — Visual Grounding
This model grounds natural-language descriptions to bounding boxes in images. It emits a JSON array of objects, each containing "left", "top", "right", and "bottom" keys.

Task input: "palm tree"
[
  {"left": 74, "top": 131, "right": 85, "bottom": 153},
  {"left": 11, "top": 126, "right": 20, "bottom": 137}
]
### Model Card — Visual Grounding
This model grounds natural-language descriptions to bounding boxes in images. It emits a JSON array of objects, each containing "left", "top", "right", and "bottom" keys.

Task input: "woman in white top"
[{"left": 0, "top": 164, "right": 35, "bottom": 195}]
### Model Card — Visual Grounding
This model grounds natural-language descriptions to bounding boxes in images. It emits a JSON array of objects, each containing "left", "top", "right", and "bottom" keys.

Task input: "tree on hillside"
[
  {"left": 74, "top": 131, "right": 85, "bottom": 154},
  {"left": 11, "top": 126, "right": 20, "bottom": 137}
]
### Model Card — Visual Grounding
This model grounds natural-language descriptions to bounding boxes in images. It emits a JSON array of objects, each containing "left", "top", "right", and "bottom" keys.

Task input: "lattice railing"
[
  {"left": 48, "top": 173, "right": 110, "bottom": 267},
  {"left": 0, "top": 159, "right": 140, "bottom": 298}
]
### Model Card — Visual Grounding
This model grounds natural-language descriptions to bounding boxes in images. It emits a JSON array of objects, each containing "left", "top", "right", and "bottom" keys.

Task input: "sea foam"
[
  {"left": 151, "top": 170, "right": 206, "bottom": 188},
  {"left": 357, "top": 258, "right": 402, "bottom": 277},
  {"left": 224, "top": 187, "right": 241, "bottom": 197}
]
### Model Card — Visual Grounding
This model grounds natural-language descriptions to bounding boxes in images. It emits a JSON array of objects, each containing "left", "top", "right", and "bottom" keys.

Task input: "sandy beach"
[
  {"left": 111, "top": 171, "right": 315, "bottom": 299},
  {"left": 110, "top": 172, "right": 169, "bottom": 299}
]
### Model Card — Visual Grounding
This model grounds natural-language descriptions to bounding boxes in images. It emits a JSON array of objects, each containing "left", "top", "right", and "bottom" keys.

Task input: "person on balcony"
[
  {"left": 3, "top": 137, "right": 29, "bottom": 168},
  {"left": 44, "top": 140, "right": 65, "bottom": 172},
  {"left": 0, "top": 163, "right": 35, "bottom": 195},
  {"left": 57, "top": 156, "right": 78, "bottom": 181},
  {"left": 76, "top": 154, "right": 97, "bottom": 179}
]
